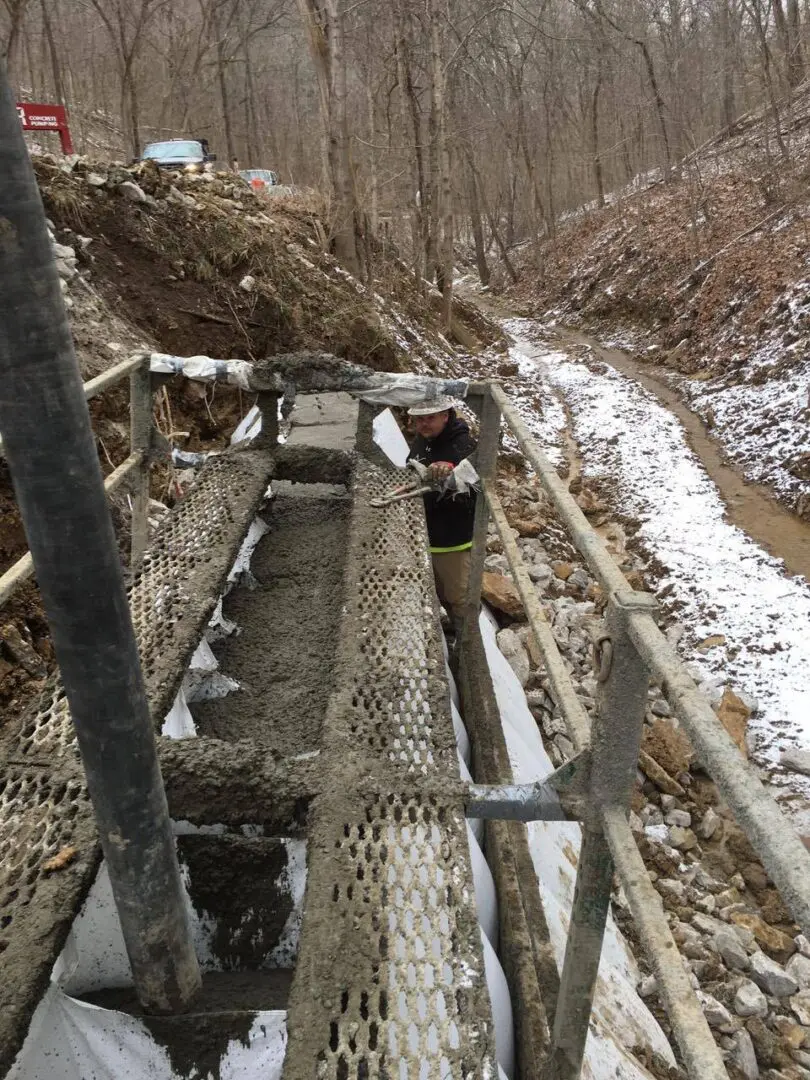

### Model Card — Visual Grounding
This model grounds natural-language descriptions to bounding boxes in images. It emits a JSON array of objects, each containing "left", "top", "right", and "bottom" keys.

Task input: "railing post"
[
  {"left": 462, "top": 390, "right": 500, "bottom": 635},
  {"left": 129, "top": 361, "right": 152, "bottom": 568},
  {"left": 551, "top": 588, "right": 657, "bottom": 1078}
]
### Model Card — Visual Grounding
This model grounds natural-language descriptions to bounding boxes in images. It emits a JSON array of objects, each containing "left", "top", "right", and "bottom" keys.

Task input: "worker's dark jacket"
[{"left": 407, "top": 412, "right": 477, "bottom": 552}]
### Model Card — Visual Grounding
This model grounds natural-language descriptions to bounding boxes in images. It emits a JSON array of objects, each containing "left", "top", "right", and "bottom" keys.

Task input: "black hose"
[{"left": 0, "top": 64, "right": 200, "bottom": 1012}]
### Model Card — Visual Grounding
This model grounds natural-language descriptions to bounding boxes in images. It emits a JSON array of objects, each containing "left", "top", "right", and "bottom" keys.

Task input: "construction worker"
[{"left": 407, "top": 397, "right": 477, "bottom": 629}]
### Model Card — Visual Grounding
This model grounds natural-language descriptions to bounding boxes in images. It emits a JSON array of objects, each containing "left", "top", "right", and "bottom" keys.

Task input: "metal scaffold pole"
[{"left": 0, "top": 62, "right": 201, "bottom": 1012}]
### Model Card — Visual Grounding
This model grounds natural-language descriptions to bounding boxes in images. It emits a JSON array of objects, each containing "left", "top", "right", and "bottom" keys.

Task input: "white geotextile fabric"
[
  {"left": 8, "top": 860, "right": 288, "bottom": 1080},
  {"left": 8, "top": 990, "right": 286, "bottom": 1080},
  {"left": 480, "top": 610, "right": 675, "bottom": 1080}
]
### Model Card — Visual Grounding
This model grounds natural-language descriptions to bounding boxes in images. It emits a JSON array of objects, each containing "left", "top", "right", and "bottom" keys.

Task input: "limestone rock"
[
  {"left": 513, "top": 518, "right": 542, "bottom": 538},
  {"left": 496, "top": 627, "right": 530, "bottom": 686},
  {"left": 732, "top": 912, "right": 797, "bottom": 957},
  {"left": 0, "top": 624, "right": 46, "bottom": 677},
  {"left": 789, "top": 954, "right": 810, "bottom": 991},
  {"left": 118, "top": 180, "right": 148, "bottom": 203},
  {"left": 730, "top": 1028, "right": 760, "bottom": 1080},
  {"left": 712, "top": 929, "right": 750, "bottom": 971},
  {"left": 483, "top": 572, "right": 524, "bottom": 619},
  {"left": 782, "top": 749, "right": 810, "bottom": 777},
  {"left": 668, "top": 825, "right": 699, "bottom": 851},
  {"left": 734, "top": 979, "right": 769, "bottom": 1018},
  {"left": 791, "top": 990, "right": 810, "bottom": 1026},
  {"left": 698, "top": 806, "right": 721, "bottom": 840},
  {"left": 749, "top": 951, "right": 799, "bottom": 997},
  {"left": 666, "top": 809, "right": 692, "bottom": 828},
  {"left": 717, "top": 687, "right": 752, "bottom": 757},
  {"left": 699, "top": 991, "right": 734, "bottom": 1029},
  {"left": 772, "top": 1015, "right": 807, "bottom": 1050},
  {"left": 552, "top": 561, "right": 573, "bottom": 580}
]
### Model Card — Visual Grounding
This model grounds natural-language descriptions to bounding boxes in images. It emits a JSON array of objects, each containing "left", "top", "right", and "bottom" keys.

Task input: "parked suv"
[
  {"left": 239, "top": 168, "right": 279, "bottom": 192},
  {"left": 141, "top": 138, "right": 216, "bottom": 171}
]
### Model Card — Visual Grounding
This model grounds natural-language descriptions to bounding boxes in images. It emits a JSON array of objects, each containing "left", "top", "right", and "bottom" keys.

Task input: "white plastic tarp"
[
  {"left": 479, "top": 609, "right": 676, "bottom": 1080},
  {"left": 352, "top": 374, "right": 468, "bottom": 407},
  {"left": 150, "top": 353, "right": 254, "bottom": 392},
  {"left": 8, "top": 860, "right": 290, "bottom": 1080},
  {"left": 372, "top": 407, "right": 410, "bottom": 467},
  {"left": 8, "top": 989, "right": 286, "bottom": 1080}
]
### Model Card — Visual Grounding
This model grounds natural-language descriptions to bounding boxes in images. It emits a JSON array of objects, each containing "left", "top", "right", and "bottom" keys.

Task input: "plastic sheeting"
[
  {"left": 480, "top": 610, "right": 676, "bottom": 1080},
  {"left": 8, "top": 987, "right": 287, "bottom": 1080},
  {"left": 371, "top": 407, "right": 409, "bottom": 466},
  {"left": 8, "top": 857, "right": 290, "bottom": 1080},
  {"left": 351, "top": 374, "right": 469, "bottom": 407},
  {"left": 150, "top": 353, "right": 254, "bottom": 392}
]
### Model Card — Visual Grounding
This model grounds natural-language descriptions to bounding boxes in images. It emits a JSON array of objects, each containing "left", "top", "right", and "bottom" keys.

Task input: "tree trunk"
[
  {"left": 41, "top": 0, "right": 65, "bottom": 104},
  {"left": 393, "top": 7, "right": 425, "bottom": 285},
  {"left": 216, "top": 35, "right": 236, "bottom": 165},
  {"left": 466, "top": 154, "right": 489, "bottom": 286},
  {"left": 719, "top": 0, "right": 737, "bottom": 130},
  {"left": 324, "top": 0, "right": 361, "bottom": 277},
  {"left": 788, "top": 0, "right": 805, "bottom": 85},
  {"left": 638, "top": 38, "right": 672, "bottom": 179},
  {"left": 428, "top": 0, "right": 452, "bottom": 328},
  {"left": 591, "top": 62, "right": 605, "bottom": 208}
]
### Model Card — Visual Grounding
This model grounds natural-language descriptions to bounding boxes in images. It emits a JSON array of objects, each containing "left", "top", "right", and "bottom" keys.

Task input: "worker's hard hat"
[{"left": 407, "top": 395, "right": 461, "bottom": 416}]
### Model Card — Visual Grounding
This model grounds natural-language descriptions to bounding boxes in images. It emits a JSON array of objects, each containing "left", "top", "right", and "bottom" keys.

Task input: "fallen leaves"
[{"left": 43, "top": 846, "right": 79, "bottom": 873}]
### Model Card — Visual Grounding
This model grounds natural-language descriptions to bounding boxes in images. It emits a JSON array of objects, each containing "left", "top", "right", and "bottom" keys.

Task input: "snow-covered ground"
[{"left": 501, "top": 317, "right": 810, "bottom": 809}]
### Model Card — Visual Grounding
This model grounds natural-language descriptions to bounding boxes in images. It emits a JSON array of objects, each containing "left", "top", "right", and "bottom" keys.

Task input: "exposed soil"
[{"left": 191, "top": 484, "right": 351, "bottom": 753}]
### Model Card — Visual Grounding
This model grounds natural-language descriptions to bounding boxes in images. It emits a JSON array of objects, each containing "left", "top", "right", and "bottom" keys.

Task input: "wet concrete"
[
  {"left": 191, "top": 485, "right": 351, "bottom": 755},
  {"left": 555, "top": 326, "right": 810, "bottom": 583},
  {"left": 287, "top": 391, "right": 358, "bottom": 451}
]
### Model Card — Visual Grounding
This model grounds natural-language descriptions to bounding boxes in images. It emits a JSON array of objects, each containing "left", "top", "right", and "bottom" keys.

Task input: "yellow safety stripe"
[{"left": 429, "top": 542, "right": 473, "bottom": 554}]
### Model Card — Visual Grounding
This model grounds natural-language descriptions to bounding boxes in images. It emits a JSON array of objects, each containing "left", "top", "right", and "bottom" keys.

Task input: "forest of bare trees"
[{"left": 2, "top": 0, "right": 807, "bottom": 302}]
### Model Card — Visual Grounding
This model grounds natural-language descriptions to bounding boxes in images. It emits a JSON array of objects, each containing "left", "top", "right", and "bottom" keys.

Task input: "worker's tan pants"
[{"left": 431, "top": 549, "right": 471, "bottom": 623}]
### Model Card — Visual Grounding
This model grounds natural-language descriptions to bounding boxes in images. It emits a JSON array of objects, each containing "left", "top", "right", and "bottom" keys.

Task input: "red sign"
[{"left": 17, "top": 102, "right": 74, "bottom": 155}]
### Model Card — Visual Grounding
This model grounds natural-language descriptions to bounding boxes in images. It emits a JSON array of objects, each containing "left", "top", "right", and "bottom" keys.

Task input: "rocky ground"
[{"left": 481, "top": 461, "right": 810, "bottom": 1080}]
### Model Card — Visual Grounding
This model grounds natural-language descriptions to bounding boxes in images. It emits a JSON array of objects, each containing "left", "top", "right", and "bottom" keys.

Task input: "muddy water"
[{"left": 553, "top": 326, "right": 810, "bottom": 583}]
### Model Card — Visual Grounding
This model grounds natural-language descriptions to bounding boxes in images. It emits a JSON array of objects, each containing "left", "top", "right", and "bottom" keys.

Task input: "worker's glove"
[
  {"left": 426, "top": 461, "right": 454, "bottom": 482},
  {"left": 436, "top": 458, "right": 480, "bottom": 498}
]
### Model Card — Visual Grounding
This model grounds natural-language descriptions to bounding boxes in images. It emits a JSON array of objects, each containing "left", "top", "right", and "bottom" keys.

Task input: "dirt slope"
[{"left": 0, "top": 154, "right": 499, "bottom": 725}]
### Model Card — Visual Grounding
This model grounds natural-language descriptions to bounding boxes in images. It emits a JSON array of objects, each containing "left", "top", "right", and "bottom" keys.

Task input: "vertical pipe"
[
  {"left": 463, "top": 390, "right": 500, "bottom": 632},
  {"left": 0, "top": 61, "right": 201, "bottom": 1013},
  {"left": 551, "top": 829, "right": 614, "bottom": 1078},
  {"left": 551, "top": 590, "right": 656, "bottom": 1077},
  {"left": 129, "top": 363, "right": 151, "bottom": 568}
]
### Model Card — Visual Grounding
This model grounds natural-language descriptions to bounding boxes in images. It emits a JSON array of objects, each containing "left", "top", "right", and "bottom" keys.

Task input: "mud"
[
  {"left": 557, "top": 327, "right": 810, "bottom": 582},
  {"left": 84, "top": 971, "right": 293, "bottom": 1080},
  {"left": 191, "top": 486, "right": 351, "bottom": 755}
]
